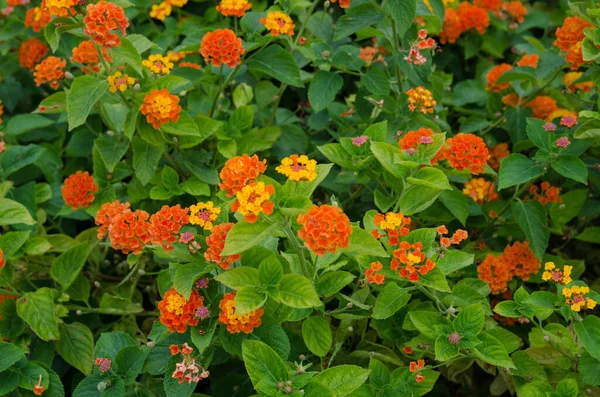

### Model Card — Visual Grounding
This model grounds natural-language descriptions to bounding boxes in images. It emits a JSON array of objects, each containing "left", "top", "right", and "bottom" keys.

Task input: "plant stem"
[
  {"left": 208, "top": 64, "right": 240, "bottom": 117},
  {"left": 283, "top": 218, "right": 310, "bottom": 280},
  {"left": 390, "top": 19, "right": 402, "bottom": 92}
]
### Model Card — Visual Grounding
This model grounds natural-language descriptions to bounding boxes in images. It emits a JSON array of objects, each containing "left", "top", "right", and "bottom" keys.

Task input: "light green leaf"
[
  {"left": 312, "top": 365, "right": 370, "bottom": 397},
  {"left": 472, "top": 332, "right": 515, "bottom": 368},
  {"left": 94, "top": 134, "right": 130, "bottom": 173},
  {"left": 248, "top": 45, "right": 302, "bottom": 87},
  {"left": 235, "top": 286, "right": 267, "bottom": 314},
  {"left": 16, "top": 288, "right": 60, "bottom": 341},
  {"left": 316, "top": 271, "right": 355, "bottom": 297},
  {"left": 453, "top": 304, "right": 484, "bottom": 338},
  {"left": 574, "top": 315, "right": 600, "bottom": 360},
  {"left": 372, "top": 282, "right": 411, "bottom": 320},
  {"left": 215, "top": 266, "right": 260, "bottom": 290},
  {"left": 174, "top": 263, "right": 209, "bottom": 299},
  {"left": 67, "top": 75, "right": 109, "bottom": 130},
  {"left": 0, "top": 198, "right": 35, "bottom": 226},
  {"left": 302, "top": 316, "right": 332, "bottom": 357},
  {"left": 242, "top": 340, "right": 290, "bottom": 396},
  {"left": 132, "top": 137, "right": 163, "bottom": 186},
  {"left": 222, "top": 221, "right": 280, "bottom": 256},
  {"left": 278, "top": 274, "right": 321, "bottom": 308}
]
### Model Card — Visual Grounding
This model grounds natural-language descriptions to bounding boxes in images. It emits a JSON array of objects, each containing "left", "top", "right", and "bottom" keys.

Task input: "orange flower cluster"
[
  {"left": 436, "top": 226, "right": 468, "bottom": 248},
  {"left": 34, "top": 56, "right": 66, "bottom": 90},
  {"left": 478, "top": 241, "right": 540, "bottom": 294},
  {"left": 61, "top": 171, "right": 98, "bottom": 210},
  {"left": 219, "top": 292, "right": 264, "bottom": 334},
  {"left": 149, "top": 205, "right": 189, "bottom": 252},
  {"left": 232, "top": 181, "right": 275, "bottom": 223},
  {"left": 406, "top": 86, "right": 436, "bottom": 114},
  {"left": 96, "top": 201, "right": 151, "bottom": 255},
  {"left": 0, "top": 248, "right": 4, "bottom": 271},
  {"left": 372, "top": 212, "right": 411, "bottom": 245},
  {"left": 474, "top": 0, "right": 502, "bottom": 12},
  {"left": 502, "top": 1, "right": 527, "bottom": 24},
  {"left": 25, "top": 7, "right": 51, "bottom": 32},
  {"left": 200, "top": 29, "right": 245, "bottom": 68},
  {"left": 19, "top": 38, "right": 48, "bottom": 70},
  {"left": 486, "top": 63, "right": 512, "bottom": 92},
  {"left": 71, "top": 41, "right": 111, "bottom": 73},
  {"left": 158, "top": 287, "right": 204, "bottom": 333},
  {"left": 409, "top": 360, "right": 426, "bottom": 383},
  {"left": 216, "top": 0, "right": 251, "bottom": 17},
  {"left": 359, "top": 47, "right": 385, "bottom": 65},
  {"left": 260, "top": 12, "right": 295, "bottom": 36},
  {"left": 517, "top": 53, "right": 539, "bottom": 68},
  {"left": 140, "top": 89, "right": 181, "bottom": 129},
  {"left": 44, "top": 0, "right": 76, "bottom": 16},
  {"left": 330, "top": 0, "right": 350, "bottom": 8},
  {"left": 434, "top": 133, "right": 489, "bottom": 174},
  {"left": 297, "top": 205, "right": 352, "bottom": 256},
  {"left": 463, "top": 178, "right": 499, "bottom": 205},
  {"left": 553, "top": 17, "right": 593, "bottom": 70},
  {"left": 440, "top": 2, "right": 489, "bottom": 44},
  {"left": 218, "top": 154, "right": 266, "bottom": 197},
  {"left": 487, "top": 143, "right": 510, "bottom": 170},
  {"left": 83, "top": 1, "right": 129, "bottom": 48},
  {"left": 398, "top": 128, "right": 434, "bottom": 151},
  {"left": 563, "top": 72, "right": 594, "bottom": 92},
  {"left": 525, "top": 182, "right": 562, "bottom": 205},
  {"left": 204, "top": 223, "right": 240, "bottom": 270},
  {"left": 365, "top": 261, "right": 385, "bottom": 285},
  {"left": 391, "top": 242, "right": 436, "bottom": 282}
]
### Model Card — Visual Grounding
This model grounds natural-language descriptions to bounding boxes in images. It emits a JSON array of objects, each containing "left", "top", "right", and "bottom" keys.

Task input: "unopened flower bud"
[
  {"left": 448, "top": 333, "right": 461, "bottom": 344},
  {"left": 106, "top": 130, "right": 114, "bottom": 136},
  {"left": 65, "top": 71, "right": 74, "bottom": 80},
  {"left": 543, "top": 335, "right": 550, "bottom": 342},
  {"left": 277, "top": 382, "right": 285, "bottom": 389},
  {"left": 346, "top": 302, "right": 353, "bottom": 308},
  {"left": 138, "top": 269, "right": 146, "bottom": 276},
  {"left": 97, "top": 382, "right": 106, "bottom": 392},
  {"left": 284, "top": 386, "right": 293, "bottom": 393},
  {"left": 347, "top": 326, "right": 353, "bottom": 332},
  {"left": 286, "top": 380, "right": 292, "bottom": 386},
  {"left": 299, "top": 354, "right": 306, "bottom": 361},
  {"left": 147, "top": 341, "right": 156, "bottom": 348},
  {"left": 76, "top": 310, "right": 83, "bottom": 316},
  {"left": 172, "top": 137, "right": 178, "bottom": 144},
  {"left": 324, "top": 0, "right": 330, "bottom": 7},
  {"left": 133, "top": 83, "right": 140, "bottom": 92}
]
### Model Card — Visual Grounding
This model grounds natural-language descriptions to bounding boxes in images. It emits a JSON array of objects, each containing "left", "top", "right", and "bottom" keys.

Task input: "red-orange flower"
[
  {"left": 502, "top": 241, "right": 540, "bottom": 281},
  {"left": 219, "top": 292, "right": 264, "bottom": 334},
  {"left": 563, "top": 72, "right": 594, "bottom": 92},
  {"left": 409, "top": 360, "right": 426, "bottom": 383},
  {"left": 19, "top": 38, "right": 48, "bottom": 70},
  {"left": 200, "top": 29, "right": 245, "bottom": 68},
  {"left": 216, "top": 0, "right": 251, "bottom": 17},
  {"left": 391, "top": 241, "right": 436, "bottom": 282},
  {"left": 516, "top": 53, "right": 539, "bottom": 68},
  {"left": 398, "top": 128, "right": 434, "bottom": 151},
  {"left": 140, "top": 89, "right": 181, "bottom": 129},
  {"left": 61, "top": 171, "right": 98, "bottom": 210},
  {"left": 486, "top": 64, "right": 513, "bottom": 92},
  {"left": 71, "top": 40, "right": 112, "bottom": 73},
  {"left": 204, "top": 223, "right": 240, "bottom": 270},
  {"left": 83, "top": 1, "right": 129, "bottom": 48},
  {"left": 365, "top": 261, "right": 385, "bottom": 285},
  {"left": 297, "top": 205, "right": 352, "bottom": 256},
  {"left": 565, "top": 41, "right": 587, "bottom": 70},
  {"left": 526, "top": 96, "right": 558, "bottom": 120},
  {"left": 474, "top": 0, "right": 502, "bottom": 12},
  {"left": 330, "top": 0, "right": 350, "bottom": 8},
  {"left": 477, "top": 254, "right": 512, "bottom": 294},
  {"left": 440, "top": 7, "right": 463, "bottom": 44},
  {"left": 25, "top": 7, "right": 52, "bottom": 33},
  {"left": 463, "top": 178, "right": 499, "bottom": 204},
  {"left": 359, "top": 46, "right": 385, "bottom": 65},
  {"left": 525, "top": 182, "right": 562, "bottom": 205},
  {"left": 457, "top": 2, "right": 490, "bottom": 35},
  {"left": 34, "top": 56, "right": 66, "bottom": 90},
  {"left": 158, "top": 287, "right": 205, "bottom": 333},
  {"left": 487, "top": 143, "right": 510, "bottom": 170},
  {"left": 434, "top": 133, "right": 489, "bottom": 174},
  {"left": 95, "top": 201, "right": 151, "bottom": 255},
  {"left": 372, "top": 212, "right": 411, "bottom": 245},
  {"left": 149, "top": 205, "right": 190, "bottom": 252},
  {"left": 501, "top": 93, "right": 521, "bottom": 107},
  {"left": 218, "top": 154, "right": 267, "bottom": 197},
  {"left": 553, "top": 17, "right": 592, "bottom": 51},
  {"left": 0, "top": 248, "right": 5, "bottom": 273},
  {"left": 502, "top": 1, "right": 527, "bottom": 23}
]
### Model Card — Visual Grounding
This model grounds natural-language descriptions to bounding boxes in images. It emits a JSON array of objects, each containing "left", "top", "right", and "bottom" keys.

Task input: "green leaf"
[
  {"left": 472, "top": 332, "right": 515, "bottom": 368},
  {"left": 55, "top": 322, "right": 94, "bottom": 375},
  {"left": 574, "top": 315, "right": 600, "bottom": 360},
  {"left": 67, "top": 75, "right": 109, "bottom": 130},
  {"left": 511, "top": 200, "right": 549, "bottom": 260},
  {"left": 436, "top": 250, "right": 474, "bottom": 275},
  {"left": 556, "top": 379, "right": 578, "bottom": 397},
  {"left": 248, "top": 45, "right": 302, "bottom": 87},
  {"left": 259, "top": 254, "right": 284, "bottom": 286},
  {"left": 372, "top": 282, "right": 411, "bottom": 320},
  {"left": 222, "top": 221, "right": 279, "bottom": 256},
  {"left": 242, "top": 340, "right": 290, "bottom": 396},
  {"left": 408, "top": 311, "right": 448, "bottom": 339},
  {"left": 0, "top": 342, "right": 26, "bottom": 372},
  {"left": 575, "top": 227, "right": 600, "bottom": 243},
  {"left": 390, "top": 367, "right": 439, "bottom": 396},
  {"left": 6, "top": 114, "right": 54, "bottom": 136},
  {"left": 18, "top": 362, "right": 49, "bottom": 391},
  {"left": 0, "top": 198, "right": 35, "bottom": 226},
  {"left": 302, "top": 316, "right": 332, "bottom": 357},
  {"left": 387, "top": 0, "right": 417, "bottom": 36},
  {"left": 116, "top": 345, "right": 149, "bottom": 384},
  {"left": 237, "top": 126, "right": 282, "bottom": 156},
  {"left": 50, "top": 242, "right": 89, "bottom": 290},
  {"left": 362, "top": 68, "right": 390, "bottom": 95},
  {"left": 17, "top": 288, "right": 60, "bottom": 341},
  {"left": 495, "top": 67, "right": 537, "bottom": 85},
  {"left": 312, "top": 365, "right": 370, "bottom": 397},
  {"left": 400, "top": 169, "right": 449, "bottom": 215},
  {"left": 191, "top": 318, "right": 218, "bottom": 354},
  {"left": 161, "top": 111, "right": 201, "bottom": 136},
  {"left": 439, "top": 189, "right": 469, "bottom": 226},
  {"left": 316, "top": 271, "right": 355, "bottom": 297},
  {"left": 249, "top": 324, "right": 291, "bottom": 360},
  {"left": 110, "top": 36, "right": 143, "bottom": 75},
  {"left": 278, "top": 274, "right": 321, "bottom": 308},
  {"left": 551, "top": 155, "right": 588, "bottom": 184},
  {"left": 215, "top": 266, "right": 260, "bottom": 290},
  {"left": 334, "top": 3, "right": 385, "bottom": 41},
  {"left": 435, "top": 336, "right": 459, "bottom": 361},
  {"left": 493, "top": 301, "right": 520, "bottom": 318},
  {"left": 0, "top": 370, "right": 19, "bottom": 395},
  {"left": 370, "top": 141, "right": 413, "bottom": 178},
  {"left": 526, "top": 118, "right": 552, "bottom": 151},
  {"left": 161, "top": 166, "right": 179, "bottom": 189},
  {"left": 132, "top": 137, "right": 163, "bottom": 186},
  {"left": 369, "top": 358, "right": 390, "bottom": 389},
  {"left": 94, "top": 331, "right": 137, "bottom": 361},
  {"left": 174, "top": 263, "right": 208, "bottom": 299},
  {"left": 579, "top": 352, "right": 600, "bottom": 386},
  {"left": 498, "top": 154, "right": 545, "bottom": 190},
  {"left": 453, "top": 304, "right": 484, "bottom": 338},
  {"left": 308, "top": 71, "right": 343, "bottom": 112},
  {"left": 344, "top": 226, "right": 388, "bottom": 257},
  {"left": 94, "top": 134, "right": 130, "bottom": 173},
  {"left": 235, "top": 286, "right": 267, "bottom": 314},
  {"left": 406, "top": 167, "right": 451, "bottom": 190}
]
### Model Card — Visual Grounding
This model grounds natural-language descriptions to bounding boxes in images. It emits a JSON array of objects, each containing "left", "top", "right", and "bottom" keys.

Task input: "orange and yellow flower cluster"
[
  {"left": 391, "top": 242, "right": 436, "bottom": 282},
  {"left": 149, "top": 205, "right": 190, "bottom": 252},
  {"left": 231, "top": 181, "right": 275, "bottom": 223},
  {"left": 372, "top": 212, "right": 412, "bottom": 245},
  {"left": 542, "top": 262, "right": 572, "bottom": 285},
  {"left": 140, "top": 88, "right": 182, "bottom": 129},
  {"left": 219, "top": 292, "right": 264, "bottom": 334},
  {"left": 219, "top": 154, "right": 267, "bottom": 197},
  {"left": 433, "top": 133, "right": 489, "bottom": 174},
  {"left": 525, "top": 182, "right": 562, "bottom": 205},
  {"left": 260, "top": 12, "right": 295, "bottom": 36},
  {"left": 297, "top": 204, "right": 352, "bottom": 256},
  {"left": 189, "top": 201, "right": 221, "bottom": 230},
  {"left": 158, "top": 287, "right": 205, "bottom": 333},
  {"left": 204, "top": 223, "right": 240, "bottom": 270},
  {"left": 554, "top": 17, "right": 593, "bottom": 70},
  {"left": 562, "top": 285, "right": 596, "bottom": 312},
  {"left": 463, "top": 178, "right": 499, "bottom": 205},
  {"left": 275, "top": 154, "right": 317, "bottom": 182},
  {"left": 200, "top": 29, "right": 245, "bottom": 68},
  {"left": 216, "top": 0, "right": 251, "bottom": 17},
  {"left": 406, "top": 86, "right": 436, "bottom": 114}
]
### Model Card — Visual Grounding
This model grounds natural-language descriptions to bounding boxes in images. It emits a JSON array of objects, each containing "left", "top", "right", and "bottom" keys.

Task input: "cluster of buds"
[
  {"left": 436, "top": 226, "right": 468, "bottom": 250},
  {"left": 179, "top": 232, "right": 201, "bottom": 253},
  {"left": 405, "top": 30, "right": 437, "bottom": 66},
  {"left": 409, "top": 360, "right": 426, "bottom": 383},
  {"left": 95, "top": 357, "right": 112, "bottom": 373},
  {"left": 170, "top": 343, "right": 210, "bottom": 384},
  {"left": 277, "top": 380, "right": 303, "bottom": 394}
]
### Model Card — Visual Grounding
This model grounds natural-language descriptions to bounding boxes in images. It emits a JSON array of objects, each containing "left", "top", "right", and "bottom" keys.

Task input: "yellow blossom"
[
  {"left": 463, "top": 178, "right": 499, "bottom": 204},
  {"left": 406, "top": 86, "right": 436, "bottom": 114},
  {"left": 231, "top": 181, "right": 275, "bottom": 223},
  {"left": 189, "top": 201, "right": 221, "bottom": 231},
  {"left": 260, "top": 11, "right": 295, "bottom": 36},
  {"left": 142, "top": 54, "right": 174, "bottom": 75},
  {"left": 275, "top": 154, "right": 317, "bottom": 182},
  {"left": 562, "top": 285, "right": 596, "bottom": 312},
  {"left": 107, "top": 72, "right": 135, "bottom": 93}
]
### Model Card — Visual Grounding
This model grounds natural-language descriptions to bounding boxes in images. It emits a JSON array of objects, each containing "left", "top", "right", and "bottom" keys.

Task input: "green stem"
[
  {"left": 294, "top": 0, "right": 320, "bottom": 46},
  {"left": 208, "top": 64, "right": 240, "bottom": 117},
  {"left": 390, "top": 19, "right": 402, "bottom": 93},
  {"left": 283, "top": 218, "right": 310, "bottom": 280}
]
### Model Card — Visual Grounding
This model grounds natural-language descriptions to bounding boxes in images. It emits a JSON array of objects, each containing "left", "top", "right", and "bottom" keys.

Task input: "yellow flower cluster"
[
  {"left": 375, "top": 212, "right": 408, "bottom": 232},
  {"left": 275, "top": 154, "right": 317, "bottom": 182},
  {"left": 45, "top": 0, "right": 76, "bottom": 16},
  {"left": 216, "top": 0, "right": 252, "bottom": 17},
  {"left": 231, "top": 181, "right": 275, "bottom": 223},
  {"left": 406, "top": 86, "right": 436, "bottom": 114},
  {"left": 150, "top": 2, "right": 172, "bottom": 21},
  {"left": 462, "top": 178, "right": 498, "bottom": 205},
  {"left": 107, "top": 72, "right": 136, "bottom": 93},
  {"left": 562, "top": 285, "right": 596, "bottom": 312},
  {"left": 542, "top": 262, "right": 572, "bottom": 285},
  {"left": 189, "top": 201, "right": 221, "bottom": 231},
  {"left": 142, "top": 54, "right": 174, "bottom": 75},
  {"left": 260, "top": 11, "right": 295, "bottom": 36}
]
